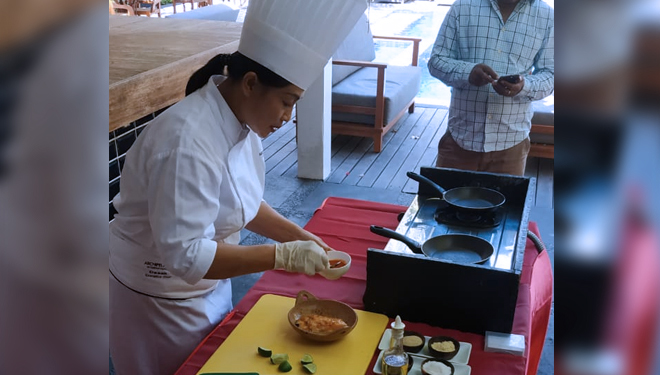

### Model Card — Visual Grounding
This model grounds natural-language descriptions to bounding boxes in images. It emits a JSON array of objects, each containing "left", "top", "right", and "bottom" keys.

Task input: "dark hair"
[{"left": 185, "top": 52, "right": 291, "bottom": 96}]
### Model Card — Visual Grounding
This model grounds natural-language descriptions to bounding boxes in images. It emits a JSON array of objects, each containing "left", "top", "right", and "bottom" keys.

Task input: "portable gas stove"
[{"left": 364, "top": 167, "right": 536, "bottom": 334}]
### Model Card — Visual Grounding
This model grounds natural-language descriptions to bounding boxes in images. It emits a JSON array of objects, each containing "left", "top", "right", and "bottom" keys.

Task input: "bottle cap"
[{"left": 391, "top": 315, "right": 405, "bottom": 330}]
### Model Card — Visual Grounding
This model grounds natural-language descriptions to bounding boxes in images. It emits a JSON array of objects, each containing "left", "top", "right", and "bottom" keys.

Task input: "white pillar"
[{"left": 296, "top": 59, "right": 332, "bottom": 180}]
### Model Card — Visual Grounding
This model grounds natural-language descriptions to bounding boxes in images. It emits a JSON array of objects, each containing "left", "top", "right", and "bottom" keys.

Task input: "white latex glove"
[{"left": 274, "top": 240, "right": 329, "bottom": 276}]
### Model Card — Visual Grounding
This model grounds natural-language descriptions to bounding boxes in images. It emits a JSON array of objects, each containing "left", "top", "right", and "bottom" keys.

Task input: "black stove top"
[
  {"left": 434, "top": 200, "right": 504, "bottom": 228},
  {"left": 382, "top": 167, "right": 534, "bottom": 272},
  {"left": 384, "top": 196, "right": 521, "bottom": 270}
]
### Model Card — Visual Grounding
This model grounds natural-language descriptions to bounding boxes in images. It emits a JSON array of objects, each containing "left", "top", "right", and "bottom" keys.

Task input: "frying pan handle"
[
  {"left": 370, "top": 225, "right": 424, "bottom": 254},
  {"left": 295, "top": 290, "right": 317, "bottom": 306},
  {"left": 406, "top": 172, "right": 447, "bottom": 195}
]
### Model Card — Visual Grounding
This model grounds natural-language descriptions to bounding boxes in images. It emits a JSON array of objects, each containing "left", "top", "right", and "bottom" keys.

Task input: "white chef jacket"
[
  {"left": 110, "top": 75, "right": 266, "bottom": 375},
  {"left": 109, "top": 75, "right": 265, "bottom": 300}
]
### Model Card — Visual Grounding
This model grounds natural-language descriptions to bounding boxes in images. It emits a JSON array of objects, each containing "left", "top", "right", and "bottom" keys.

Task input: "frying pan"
[
  {"left": 370, "top": 225, "right": 494, "bottom": 265},
  {"left": 407, "top": 172, "right": 506, "bottom": 213}
]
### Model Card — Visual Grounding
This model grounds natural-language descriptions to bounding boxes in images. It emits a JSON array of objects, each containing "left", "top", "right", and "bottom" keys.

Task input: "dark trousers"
[{"left": 435, "top": 132, "right": 531, "bottom": 176}]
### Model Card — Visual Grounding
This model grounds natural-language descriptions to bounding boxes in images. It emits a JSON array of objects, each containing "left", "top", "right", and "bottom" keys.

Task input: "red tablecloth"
[{"left": 176, "top": 197, "right": 552, "bottom": 375}]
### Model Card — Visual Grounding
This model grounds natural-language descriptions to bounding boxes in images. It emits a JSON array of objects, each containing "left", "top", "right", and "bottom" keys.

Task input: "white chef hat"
[{"left": 238, "top": 0, "right": 367, "bottom": 91}]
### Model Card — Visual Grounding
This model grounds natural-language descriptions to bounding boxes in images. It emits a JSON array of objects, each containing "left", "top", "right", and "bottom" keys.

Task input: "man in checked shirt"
[{"left": 428, "top": 0, "right": 554, "bottom": 175}]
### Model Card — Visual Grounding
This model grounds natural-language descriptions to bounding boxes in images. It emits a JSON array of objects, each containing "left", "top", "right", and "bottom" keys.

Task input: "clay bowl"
[
  {"left": 427, "top": 335, "right": 460, "bottom": 360},
  {"left": 420, "top": 358, "right": 455, "bottom": 375},
  {"left": 288, "top": 290, "right": 357, "bottom": 342},
  {"left": 402, "top": 331, "right": 426, "bottom": 353}
]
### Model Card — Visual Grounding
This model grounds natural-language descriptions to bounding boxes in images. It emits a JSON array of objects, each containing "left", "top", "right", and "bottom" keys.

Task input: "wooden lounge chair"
[
  {"left": 110, "top": 0, "right": 136, "bottom": 15},
  {"left": 330, "top": 13, "right": 422, "bottom": 153},
  {"left": 133, "top": 0, "right": 162, "bottom": 17}
]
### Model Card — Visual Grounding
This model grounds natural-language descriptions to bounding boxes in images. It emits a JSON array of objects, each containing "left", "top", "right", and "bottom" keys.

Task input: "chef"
[{"left": 109, "top": 1, "right": 367, "bottom": 374}]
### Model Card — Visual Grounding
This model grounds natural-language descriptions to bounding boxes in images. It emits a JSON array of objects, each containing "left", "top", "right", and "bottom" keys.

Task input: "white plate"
[
  {"left": 373, "top": 350, "right": 471, "bottom": 375},
  {"left": 378, "top": 329, "right": 472, "bottom": 365}
]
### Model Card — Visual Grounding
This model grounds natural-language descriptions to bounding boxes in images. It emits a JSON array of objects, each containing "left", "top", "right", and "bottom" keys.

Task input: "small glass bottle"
[{"left": 382, "top": 315, "right": 408, "bottom": 375}]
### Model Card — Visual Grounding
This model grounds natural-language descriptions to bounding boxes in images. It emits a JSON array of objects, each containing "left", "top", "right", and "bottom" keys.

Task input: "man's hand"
[
  {"left": 469, "top": 64, "right": 498, "bottom": 86},
  {"left": 493, "top": 76, "right": 525, "bottom": 97}
]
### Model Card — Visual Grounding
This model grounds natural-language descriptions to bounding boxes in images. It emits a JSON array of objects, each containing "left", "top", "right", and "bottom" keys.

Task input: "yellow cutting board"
[{"left": 197, "top": 294, "right": 389, "bottom": 375}]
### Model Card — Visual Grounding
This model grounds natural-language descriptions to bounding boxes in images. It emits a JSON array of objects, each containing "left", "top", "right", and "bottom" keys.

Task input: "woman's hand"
[
  {"left": 274, "top": 240, "right": 329, "bottom": 275},
  {"left": 302, "top": 231, "right": 333, "bottom": 253}
]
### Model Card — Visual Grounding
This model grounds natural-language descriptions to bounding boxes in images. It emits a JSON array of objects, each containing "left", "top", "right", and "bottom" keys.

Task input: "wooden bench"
[
  {"left": 529, "top": 124, "right": 554, "bottom": 159},
  {"left": 529, "top": 100, "right": 554, "bottom": 159}
]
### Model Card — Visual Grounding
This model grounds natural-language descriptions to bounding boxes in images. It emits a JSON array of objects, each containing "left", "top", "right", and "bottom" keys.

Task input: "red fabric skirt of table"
[{"left": 176, "top": 197, "right": 552, "bottom": 375}]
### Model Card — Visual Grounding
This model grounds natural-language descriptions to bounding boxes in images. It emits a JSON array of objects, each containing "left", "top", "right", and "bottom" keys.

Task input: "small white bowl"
[{"left": 320, "top": 250, "right": 351, "bottom": 280}]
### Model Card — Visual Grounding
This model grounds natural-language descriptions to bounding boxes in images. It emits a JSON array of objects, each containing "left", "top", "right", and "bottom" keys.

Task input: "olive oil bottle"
[{"left": 382, "top": 315, "right": 408, "bottom": 375}]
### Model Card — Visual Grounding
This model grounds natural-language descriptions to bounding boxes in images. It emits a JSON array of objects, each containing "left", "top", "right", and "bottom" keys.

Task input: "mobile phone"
[{"left": 499, "top": 74, "right": 522, "bottom": 84}]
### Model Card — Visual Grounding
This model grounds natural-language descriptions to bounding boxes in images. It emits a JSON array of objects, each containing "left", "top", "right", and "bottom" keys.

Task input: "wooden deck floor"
[{"left": 263, "top": 106, "right": 554, "bottom": 208}]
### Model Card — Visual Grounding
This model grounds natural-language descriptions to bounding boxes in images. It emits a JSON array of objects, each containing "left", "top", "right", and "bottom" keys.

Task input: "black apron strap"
[{"left": 110, "top": 269, "right": 192, "bottom": 301}]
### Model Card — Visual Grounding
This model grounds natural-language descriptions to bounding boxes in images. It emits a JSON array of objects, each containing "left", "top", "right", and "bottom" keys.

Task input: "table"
[
  {"left": 109, "top": 16, "right": 242, "bottom": 131},
  {"left": 175, "top": 197, "right": 552, "bottom": 375}
]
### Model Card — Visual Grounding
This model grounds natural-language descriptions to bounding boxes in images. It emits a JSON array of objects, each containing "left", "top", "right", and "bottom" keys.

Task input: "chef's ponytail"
[{"left": 185, "top": 52, "right": 291, "bottom": 96}]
